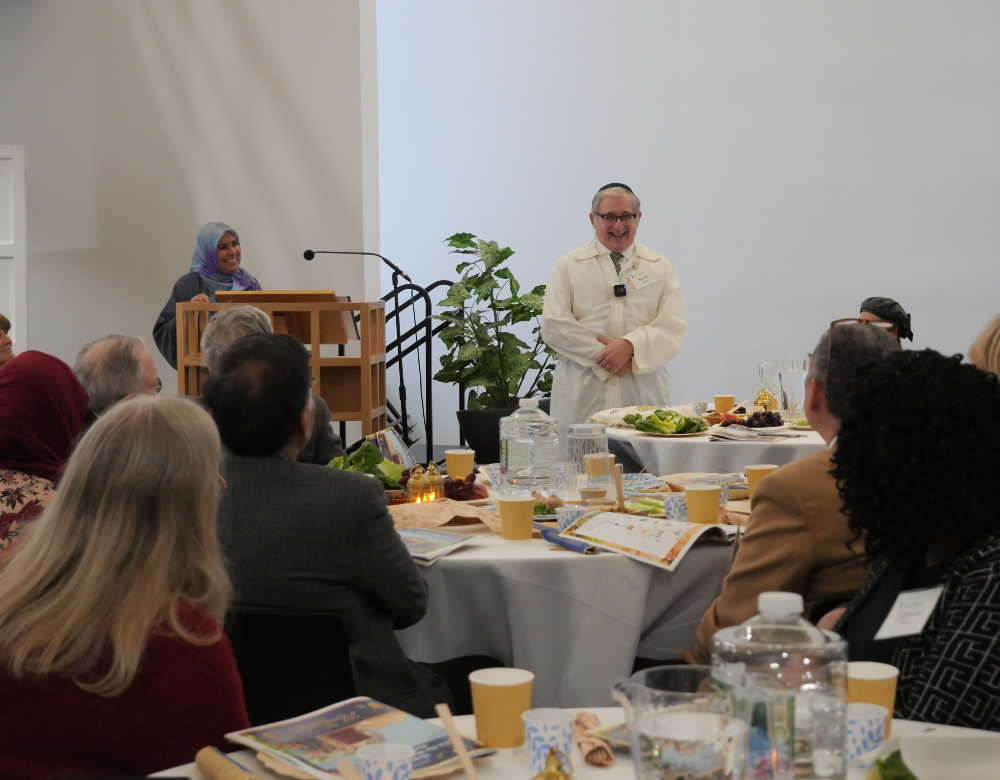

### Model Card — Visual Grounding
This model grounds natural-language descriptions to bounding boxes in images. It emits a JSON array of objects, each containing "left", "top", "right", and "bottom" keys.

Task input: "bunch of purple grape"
[
  {"left": 443, "top": 474, "right": 489, "bottom": 501},
  {"left": 721, "top": 410, "right": 784, "bottom": 429}
]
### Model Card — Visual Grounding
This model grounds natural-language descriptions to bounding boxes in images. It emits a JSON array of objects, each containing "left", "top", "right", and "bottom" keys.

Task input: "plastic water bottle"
[
  {"left": 499, "top": 399, "right": 560, "bottom": 493},
  {"left": 712, "top": 592, "right": 849, "bottom": 779}
]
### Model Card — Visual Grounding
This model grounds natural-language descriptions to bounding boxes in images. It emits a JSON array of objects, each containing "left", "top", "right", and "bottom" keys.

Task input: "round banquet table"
[
  {"left": 395, "top": 533, "right": 735, "bottom": 708},
  {"left": 608, "top": 426, "right": 828, "bottom": 476},
  {"left": 155, "top": 710, "right": 1000, "bottom": 779}
]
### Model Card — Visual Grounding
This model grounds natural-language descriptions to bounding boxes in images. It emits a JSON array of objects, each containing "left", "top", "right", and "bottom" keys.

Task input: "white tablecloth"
[
  {"left": 155, "top": 712, "right": 999, "bottom": 780},
  {"left": 395, "top": 534, "right": 734, "bottom": 708},
  {"left": 608, "top": 426, "right": 828, "bottom": 476}
]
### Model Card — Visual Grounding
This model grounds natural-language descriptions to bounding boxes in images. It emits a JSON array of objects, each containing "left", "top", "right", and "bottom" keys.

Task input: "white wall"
[
  {"left": 0, "top": 0, "right": 380, "bottom": 400},
  {"left": 378, "top": 1, "right": 1000, "bottom": 445}
]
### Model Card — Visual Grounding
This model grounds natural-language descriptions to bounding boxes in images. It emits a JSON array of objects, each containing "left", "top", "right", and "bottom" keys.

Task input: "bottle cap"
[
  {"left": 758, "top": 591, "right": 804, "bottom": 616},
  {"left": 519, "top": 398, "right": 540, "bottom": 408}
]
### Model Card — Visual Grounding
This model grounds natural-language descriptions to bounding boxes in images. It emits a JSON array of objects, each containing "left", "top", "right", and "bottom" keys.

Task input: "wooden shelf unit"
[{"left": 176, "top": 292, "right": 387, "bottom": 436}]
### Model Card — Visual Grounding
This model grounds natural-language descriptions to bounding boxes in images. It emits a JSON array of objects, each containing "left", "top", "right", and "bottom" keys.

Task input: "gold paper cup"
[
  {"left": 444, "top": 449, "right": 476, "bottom": 479},
  {"left": 745, "top": 464, "right": 779, "bottom": 498},
  {"left": 848, "top": 661, "right": 899, "bottom": 736},
  {"left": 497, "top": 495, "right": 536, "bottom": 540},
  {"left": 715, "top": 395, "right": 737, "bottom": 415},
  {"left": 684, "top": 485, "right": 721, "bottom": 524},
  {"left": 469, "top": 667, "right": 535, "bottom": 748}
]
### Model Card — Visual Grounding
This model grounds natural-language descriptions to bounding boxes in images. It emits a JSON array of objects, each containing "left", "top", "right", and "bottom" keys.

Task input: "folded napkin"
[{"left": 574, "top": 712, "right": 615, "bottom": 766}]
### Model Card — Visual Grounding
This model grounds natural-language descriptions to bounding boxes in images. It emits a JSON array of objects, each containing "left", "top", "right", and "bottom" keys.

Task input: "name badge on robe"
[
  {"left": 629, "top": 269, "right": 654, "bottom": 290},
  {"left": 874, "top": 586, "right": 944, "bottom": 640}
]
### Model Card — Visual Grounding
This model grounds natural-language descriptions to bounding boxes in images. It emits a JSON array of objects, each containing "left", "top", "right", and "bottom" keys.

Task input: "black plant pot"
[{"left": 456, "top": 399, "right": 551, "bottom": 464}]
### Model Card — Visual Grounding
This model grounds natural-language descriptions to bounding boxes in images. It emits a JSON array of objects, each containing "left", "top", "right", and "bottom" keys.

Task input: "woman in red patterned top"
[
  {"left": 0, "top": 395, "right": 250, "bottom": 778},
  {"left": 0, "top": 350, "right": 88, "bottom": 549}
]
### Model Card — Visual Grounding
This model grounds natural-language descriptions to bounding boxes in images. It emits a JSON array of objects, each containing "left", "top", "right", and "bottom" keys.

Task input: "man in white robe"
[{"left": 542, "top": 183, "right": 687, "bottom": 449}]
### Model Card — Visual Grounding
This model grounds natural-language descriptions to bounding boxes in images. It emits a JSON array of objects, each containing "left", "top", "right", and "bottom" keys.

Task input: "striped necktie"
[{"left": 610, "top": 252, "right": 623, "bottom": 276}]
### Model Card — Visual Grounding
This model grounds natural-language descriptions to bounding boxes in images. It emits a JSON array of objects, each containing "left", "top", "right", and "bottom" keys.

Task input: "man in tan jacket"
[{"left": 684, "top": 321, "right": 900, "bottom": 664}]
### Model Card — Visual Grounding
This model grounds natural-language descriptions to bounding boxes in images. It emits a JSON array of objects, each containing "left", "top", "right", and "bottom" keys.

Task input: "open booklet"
[
  {"left": 560, "top": 512, "right": 734, "bottom": 572},
  {"left": 227, "top": 696, "right": 493, "bottom": 779},
  {"left": 397, "top": 528, "right": 483, "bottom": 566}
]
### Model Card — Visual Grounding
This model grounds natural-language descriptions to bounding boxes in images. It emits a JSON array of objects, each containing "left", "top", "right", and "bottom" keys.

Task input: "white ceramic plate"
[{"left": 637, "top": 429, "right": 711, "bottom": 438}]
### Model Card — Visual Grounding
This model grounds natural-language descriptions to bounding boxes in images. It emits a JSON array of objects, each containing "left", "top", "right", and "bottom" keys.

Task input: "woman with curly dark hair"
[{"left": 832, "top": 349, "right": 1000, "bottom": 730}]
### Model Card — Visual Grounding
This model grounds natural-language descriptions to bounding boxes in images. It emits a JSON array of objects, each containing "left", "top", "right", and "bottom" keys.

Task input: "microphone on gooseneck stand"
[{"left": 303, "top": 249, "right": 412, "bottom": 282}]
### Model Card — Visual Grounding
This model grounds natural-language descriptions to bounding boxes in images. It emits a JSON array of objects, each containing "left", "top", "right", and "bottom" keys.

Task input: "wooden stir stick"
[
  {"left": 435, "top": 703, "right": 480, "bottom": 780},
  {"left": 614, "top": 463, "right": 626, "bottom": 511}
]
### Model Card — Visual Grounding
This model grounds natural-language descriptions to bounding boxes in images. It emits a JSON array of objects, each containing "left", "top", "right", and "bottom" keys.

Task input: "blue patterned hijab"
[{"left": 189, "top": 222, "right": 261, "bottom": 293}]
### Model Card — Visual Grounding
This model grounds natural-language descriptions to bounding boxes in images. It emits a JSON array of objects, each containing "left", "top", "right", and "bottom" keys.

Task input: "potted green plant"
[{"left": 434, "top": 233, "right": 558, "bottom": 462}]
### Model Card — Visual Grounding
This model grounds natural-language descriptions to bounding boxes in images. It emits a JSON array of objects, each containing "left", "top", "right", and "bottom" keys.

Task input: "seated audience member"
[
  {"left": 0, "top": 313, "right": 12, "bottom": 367},
  {"left": 968, "top": 312, "right": 1000, "bottom": 376},
  {"left": 0, "top": 352, "right": 88, "bottom": 550},
  {"left": 200, "top": 305, "right": 344, "bottom": 464},
  {"left": 203, "top": 334, "right": 444, "bottom": 717},
  {"left": 683, "top": 322, "right": 900, "bottom": 664},
  {"left": 859, "top": 296, "right": 913, "bottom": 342},
  {"left": 832, "top": 351, "right": 1000, "bottom": 730},
  {"left": 73, "top": 335, "right": 161, "bottom": 434},
  {"left": 0, "top": 396, "right": 249, "bottom": 778}
]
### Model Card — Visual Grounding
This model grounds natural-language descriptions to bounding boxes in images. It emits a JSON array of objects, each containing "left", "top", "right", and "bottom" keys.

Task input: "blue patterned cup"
[
  {"left": 482, "top": 463, "right": 503, "bottom": 491},
  {"left": 356, "top": 743, "right": 415, "bottom": 780},
  {"left": 556, "top": 505, "right": 587, "bottom": 532},
  {"left": 847, "top": 703, "right": 888, "bottom": 760},
  {"left": 689, "top": 401, "right": 709, "bottom": 415},
  {"left": 522, "top": 708, "right": 575, "bottom": 774}
]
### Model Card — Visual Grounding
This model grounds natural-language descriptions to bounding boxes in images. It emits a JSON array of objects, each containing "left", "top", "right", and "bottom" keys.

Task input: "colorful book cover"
[
  {"left": 560, "top": 512, "right": 727, "bottom": 571},
  {"left": 227, "top": 697, "right": 492, "bottom": 779}
]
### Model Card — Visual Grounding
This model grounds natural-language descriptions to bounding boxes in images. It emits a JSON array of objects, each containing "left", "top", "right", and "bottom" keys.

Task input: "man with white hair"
[
  {"left": 542, "top": 183, "right": 686, "bottom": 443},
  {"left": 74, "top": 335, "right": 161, "bottom": 424},
  {"left": 200, "top": 305, "right": 345, "bottom": 464}
]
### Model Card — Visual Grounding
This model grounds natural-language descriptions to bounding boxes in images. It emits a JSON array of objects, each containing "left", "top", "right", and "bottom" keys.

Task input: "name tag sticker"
[
  {"left": 874, "top": 586, "right": 944, "bottom": 640},
  {"left": 628, "top": 269, "right": 654, "bottom": 290}
]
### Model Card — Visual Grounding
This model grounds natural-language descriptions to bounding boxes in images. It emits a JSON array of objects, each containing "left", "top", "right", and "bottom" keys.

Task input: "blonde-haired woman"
[
  {"left": 0, "top": 395, "right": 249, "bottom": 778},
  {"left": 969, "top": 313, "right": 1000, "bottom": 377}
]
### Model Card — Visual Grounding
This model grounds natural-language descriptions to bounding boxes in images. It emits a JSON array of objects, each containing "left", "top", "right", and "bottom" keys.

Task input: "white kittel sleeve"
[
  {"left": 624, "top": 266, "right": 687, "bottom": 374},
  {"left": 541, "top": 257, "right": 605, "bottom": 368}
]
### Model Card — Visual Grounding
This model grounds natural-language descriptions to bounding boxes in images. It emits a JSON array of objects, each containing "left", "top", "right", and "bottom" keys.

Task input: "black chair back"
[{"left": 225, "top": 611, "right": 359, "bottom": 726}]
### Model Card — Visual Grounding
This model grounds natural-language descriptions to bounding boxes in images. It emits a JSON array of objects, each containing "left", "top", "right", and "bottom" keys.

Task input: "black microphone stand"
[{"left": 304, "top": 249, "right": 432, "bottom": 461}]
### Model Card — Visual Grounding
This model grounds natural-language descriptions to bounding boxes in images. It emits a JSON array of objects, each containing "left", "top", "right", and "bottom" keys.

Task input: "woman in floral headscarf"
[
  {"left": 0, "top": 351, "right": 89, "bottom": 550},
  {"left": 153, "top": 222, "right": 262, "bottom": 369}
]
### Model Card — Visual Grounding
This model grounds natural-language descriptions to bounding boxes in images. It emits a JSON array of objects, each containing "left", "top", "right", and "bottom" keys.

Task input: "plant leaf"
[{"left": 446, "top": 233, "right": 478, "bottom": 250}]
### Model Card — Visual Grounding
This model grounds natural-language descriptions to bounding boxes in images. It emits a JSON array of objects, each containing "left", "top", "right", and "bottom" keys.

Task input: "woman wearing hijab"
[
  {"left": 859, "top": 296, "right": 913, "bottom": 343},
  {"left": 0, "top": 352, "right": 89, "bottom": 550},
  {"left": 153, "top": 222, "right": 262, "bottom": 369}
]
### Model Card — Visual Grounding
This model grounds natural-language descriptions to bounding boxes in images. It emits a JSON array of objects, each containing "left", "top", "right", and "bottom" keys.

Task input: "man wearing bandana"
[{"left": 542, "top": 184, "right": 687, "bottom": 451}]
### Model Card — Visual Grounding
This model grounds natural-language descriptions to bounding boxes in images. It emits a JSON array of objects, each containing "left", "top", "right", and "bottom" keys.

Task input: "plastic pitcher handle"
[{"left": 759, "top": 360, "right": 778, "bottom": 396}]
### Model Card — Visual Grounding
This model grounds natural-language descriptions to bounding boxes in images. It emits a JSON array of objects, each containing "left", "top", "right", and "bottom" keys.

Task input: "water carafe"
[
  {"left": 759, "top": 359, "right": 809, "bottom": 422},
  {"left": 613, "top": 666, "right": 749, "bottom": 780},
  {"left": 499, "top": 399, "right": 559, "bottom": 492},
  {"left": 712, "top": 592, "right": 848, "bottom": 779}
]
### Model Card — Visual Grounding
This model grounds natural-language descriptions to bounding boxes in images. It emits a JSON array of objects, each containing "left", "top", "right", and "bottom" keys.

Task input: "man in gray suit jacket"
[{"left": 203, "top": 333, "right": 448, "bottom": 717}]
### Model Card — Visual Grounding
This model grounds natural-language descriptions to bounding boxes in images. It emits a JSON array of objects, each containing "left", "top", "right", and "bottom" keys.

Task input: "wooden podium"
[{"left": 176, "top": 291, "right": 387, "bottom": 436}]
